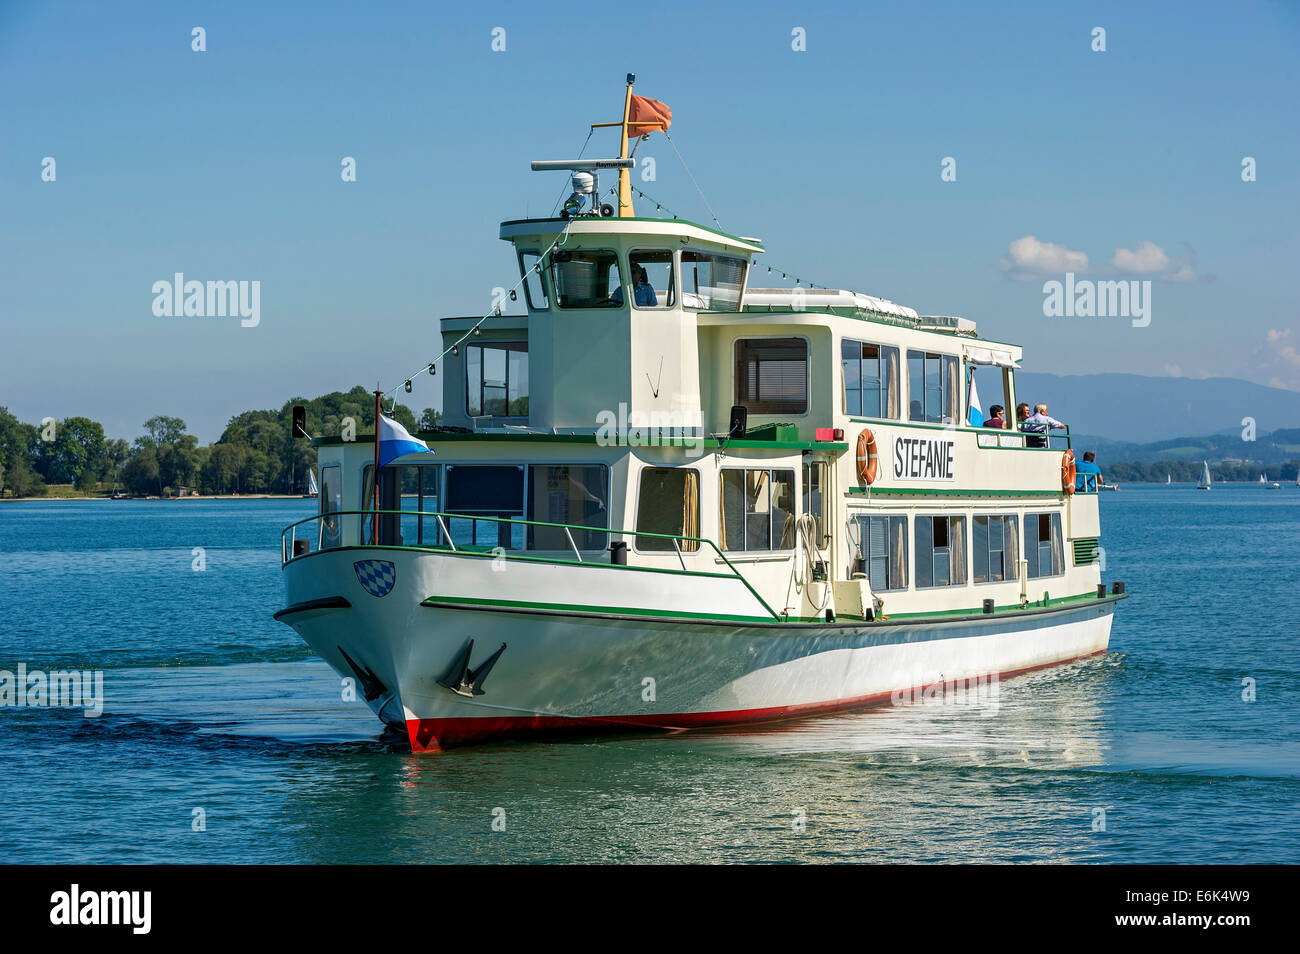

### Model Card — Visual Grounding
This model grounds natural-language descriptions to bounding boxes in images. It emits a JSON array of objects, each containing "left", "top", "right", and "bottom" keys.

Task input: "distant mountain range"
[{"left": 1012, "top": 372, "right": 1300, "bottom": 444}]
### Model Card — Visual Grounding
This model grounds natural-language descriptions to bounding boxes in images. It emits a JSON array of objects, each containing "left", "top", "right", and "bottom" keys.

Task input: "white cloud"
[
  {"left": 1001, "top": 235, "right": 1089, "bottom": 280},
  {"left": 1111, "top": 241, "right": 1205, "bottom": 282},
  {"left": 1112, "top": 241, "right": 1169, "bottom": 274},
  {"left": 1247, "top": 327, "right": 1300, "bottom": 391}
]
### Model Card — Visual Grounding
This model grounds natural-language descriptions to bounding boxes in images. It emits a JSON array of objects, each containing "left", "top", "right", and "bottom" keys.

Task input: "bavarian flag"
[
  {"left": 377, "top": 413, "right": 430, "bottom": 468},
  {"left": 967, "top": 377, "right": 984, "bottom": 427}
]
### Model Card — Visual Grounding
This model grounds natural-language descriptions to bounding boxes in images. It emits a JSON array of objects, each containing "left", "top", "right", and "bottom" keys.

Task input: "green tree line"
[
  {"left": 1106, "top": 459, "right": 1300, "bottom": 483},
  {"left": 0, "top": 387, "right": 439, "bottom": 498}
]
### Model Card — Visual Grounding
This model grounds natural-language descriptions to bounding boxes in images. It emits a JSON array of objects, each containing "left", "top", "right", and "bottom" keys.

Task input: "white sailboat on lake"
[{"left": 1197, "top": 461, "right": 1212, "bottom": 490}]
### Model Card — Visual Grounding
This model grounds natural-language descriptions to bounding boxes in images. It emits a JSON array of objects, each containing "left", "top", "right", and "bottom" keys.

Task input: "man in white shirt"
[{"left": 1027, "top": 403, "right": 1065, "bottom": 430}]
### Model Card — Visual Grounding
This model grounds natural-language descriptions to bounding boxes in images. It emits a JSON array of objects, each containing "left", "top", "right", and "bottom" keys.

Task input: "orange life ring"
[
  {"left": 1061, "top": 449, "right": 1077, "bottom": 494},
  {"left": 856, "top": 428, "right": 879, "bottom": 484}
]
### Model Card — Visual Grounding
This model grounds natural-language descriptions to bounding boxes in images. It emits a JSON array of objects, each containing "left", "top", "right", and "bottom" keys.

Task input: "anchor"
[
  {"left": 337, "top": 646, "right": 386, "bottom": 702},
  {"left": 437, "top": 639, "right": 508, "bottom": 697}
]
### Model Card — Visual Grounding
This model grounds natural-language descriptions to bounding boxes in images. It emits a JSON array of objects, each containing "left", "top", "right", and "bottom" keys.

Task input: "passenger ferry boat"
[{"left": 276, "top": 78, "right": 1125, "bottom": 751}]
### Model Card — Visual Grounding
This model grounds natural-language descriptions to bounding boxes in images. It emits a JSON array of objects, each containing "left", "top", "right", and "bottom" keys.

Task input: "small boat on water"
[
  {"left": 1260, "top": 473, "right": 1281, "bottom": 489},
  {"left": 275, "top": 77, "right": 1126, "bottom": 752},
  {"left": 1197, "top": 461, "right": 1212, "bottom": 490},
  {"left": 303, "top": 469, "right": 319, "bottom": 499},
  {"left": 1166, "top": 474, "right": 1171, "bottom": 484}
]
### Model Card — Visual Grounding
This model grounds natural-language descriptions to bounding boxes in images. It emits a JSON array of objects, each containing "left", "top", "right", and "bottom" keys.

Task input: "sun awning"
[{"left": 962, "top": 344, "right": 1019, "bottom": 367}]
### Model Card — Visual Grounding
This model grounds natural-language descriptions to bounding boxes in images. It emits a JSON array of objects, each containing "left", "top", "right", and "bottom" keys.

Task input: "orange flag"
[{"left": 628, "top": 95, "right": 671, "bottom": 137}]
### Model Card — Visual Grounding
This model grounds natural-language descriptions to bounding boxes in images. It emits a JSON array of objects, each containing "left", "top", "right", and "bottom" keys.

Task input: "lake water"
[{"left": 1, "top": 489, "right": 1297, "bottom": 863}]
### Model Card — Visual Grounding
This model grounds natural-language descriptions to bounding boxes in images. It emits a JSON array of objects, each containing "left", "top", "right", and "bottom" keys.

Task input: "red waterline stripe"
[{"left": 405, "top": 649, "right": 1106, "bottom": 752}]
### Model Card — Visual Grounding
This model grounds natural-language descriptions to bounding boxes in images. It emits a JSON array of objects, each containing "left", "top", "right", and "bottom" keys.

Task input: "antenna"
[{"left": 532, "top": 159, "right": 631, "bottom": 218}]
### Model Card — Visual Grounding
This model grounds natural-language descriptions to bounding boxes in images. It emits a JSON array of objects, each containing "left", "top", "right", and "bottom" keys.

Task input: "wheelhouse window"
[
  {"left": 635, "top": 467, "right": 700, "bottom": 552},
  {"left": 626, "top": 249, "right": 676, "bottom": 308},
  {"left": 907, "top": 350, "right": 959, "bottom": 424},
  {"left": 915, "top": 514, "right": 967, "bottom": 587},
  {"left": 466, "top": 342, "right": 528, "bottom": 418},
  {"left": 320, "top": 464, "right": 342, "bottom": 549},
  {"left": 518, "top": 250, "right": 549, "bottom": 311},
  {"left": 1025, "top": 511, "right": 1064, "bottom": 579},
  {"left": 973, "top": 514, "right": 1019, "bottom": 583},
  {"left": 853, "top": 514, "right": 908, "bottom": 591},
  {"left": 720, "top": 468, "right": 796, "bottom": 552},
  {"left": 681, "top": 250, "right": 746, "bottom": 312},
  {"left": 548, "top": 249, "right": 622, "bottom": 308},
  {"left": 842, "top": 340, "right": 900, "bottom": 418},
  {"left": 735, "top": 337, "right": 808, "bottom": 415},
  {"left": 525, "top": 464, "right": 609, "bottom": 551}
]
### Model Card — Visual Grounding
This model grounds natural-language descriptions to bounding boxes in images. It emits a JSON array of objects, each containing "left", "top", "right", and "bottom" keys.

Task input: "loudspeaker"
[{"left": 728, "top": 405, "right": 747, "bottom": 439}]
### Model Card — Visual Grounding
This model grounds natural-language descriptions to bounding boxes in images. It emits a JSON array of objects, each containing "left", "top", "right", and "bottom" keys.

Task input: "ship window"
[
  {"left": 360, "top": 463, "right": 441, "bottom": 547},
  {"left": 973, "top": 514, "right": 1019, "bottom": 583},
  {"left": 320, "top": 464, "right": 342, "bottom": 549},
  {"left": 634, "top": 467, "right": 700, "bottom": 552},
  {"left": 735, "top": 337, "right": 808, "bottom": 415},
  {"left": 802, "top": 460, "right": 828, "bottom": 544},
  {"left": 907, "top": 350, "right": 959, "bottom": 424},
  {"left": 914, "top": 514, "right": 967, "bottom": 588},
  {"left": 444, "top": 464, "right": 526, "bottom": 549},
  {"left": 720, "top": 467, "right": 796, "bottom": 552},
  {"left": 525, "top": 464, "right": 609, "bottom": 551},
  {"left": 466, "top": 342, "right": 528, "bottom": 418},
  {"left": 1025, "top": 511, "right": 1064, "bottom": 578},
  {"left": 853, "top": 514, "right": 908, "bottom": 591},
  {"left": 627, "top": 250, "right": 676, "bottom": 308},
  {"left": 842, "top": 340, "right": 901, "bottom": 419},
  {"left": 548, "top": 249, "right": 623, "bottom": 308},
  {"left": 681, "top": 250, "right": 746, "bottom": 312},
  {"left": 518, "top": 250, "right": 549, "bottom": 311}
]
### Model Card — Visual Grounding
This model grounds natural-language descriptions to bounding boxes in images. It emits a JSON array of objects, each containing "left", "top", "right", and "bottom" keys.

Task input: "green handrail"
[{"left": 281, "top": 509, "right": 781, "bottom": 620}]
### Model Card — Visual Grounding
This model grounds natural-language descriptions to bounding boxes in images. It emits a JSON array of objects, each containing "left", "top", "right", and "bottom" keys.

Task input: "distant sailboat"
[
  {"left": 1166, "top": 473, "right": 1171, "bottom": 484},
  {"left": 304, "top": 469, "right": 319, "bottom": 498},
  {"left": 1197, "top": 461, "right": 1212, "bottom": 491},
  {"left": 1260, "top": 474, "right": 1267, "bottom": 484}
]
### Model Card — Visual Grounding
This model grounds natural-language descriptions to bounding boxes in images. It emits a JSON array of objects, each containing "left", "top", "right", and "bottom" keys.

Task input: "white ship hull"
[{"left": 280, "top": 547, "right": 1117, "bottom": 751}]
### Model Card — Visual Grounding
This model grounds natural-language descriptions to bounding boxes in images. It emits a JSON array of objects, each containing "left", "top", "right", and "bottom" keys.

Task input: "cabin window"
[
  {"left": 466, "top": 342, "right": 528, "bottom": 418},
  {"left": 914, "top": 514, "right": 967, "bottom": 587},
  {"left": 720, "top": 467, "right": 796, "bottom": 552},
  {"left": 734, "top": 337, "right": 808, "bottom": 415},
  {"left": 802, "top": 460, "right": 828, "bottom": 544},
  {"left": 320, "top": 464, "right": 342, "bottom": 549},
  {"left": 853, "top": 514, "right": 908, "bottom": 591},
  {"left": 635, "top": 467, "right": 700, "bottom": 552},
  {"left": 627, "top": 250, "right": 676, "bottom": 308},
  {"left": 444, "top": 464, "right": 526, "bottom": 549},
  {"left": 518, "top": 250, "right": 548, "bottom": 310},
  {"left": 973, "top": 514, "right": 1019, "bottom": 583},
  {"left": 1025, "top": 512, "right": 1064, "bottom": 578},
  {"left": 360, "top": 462, "right": 440, "bottom": 547},
  {"left": 681, "top": 250, "right": 746, "bottom": 312},
  {"left": 548, "top": 249, "right": 622, "bottom": 308},
  {"left": 525, "top": 464, "right": 609, "bottom": 551},
  {"left": 842, "top": 340, "right": 900, "bottom": 418},
  {"left": 907, "top": 350, "right": 959, "bottom": 424}
]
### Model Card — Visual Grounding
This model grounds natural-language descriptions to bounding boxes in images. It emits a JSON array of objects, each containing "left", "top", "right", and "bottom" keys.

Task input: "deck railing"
[{"left": 280, "top": 509, "right": 781, "bottom": 619}]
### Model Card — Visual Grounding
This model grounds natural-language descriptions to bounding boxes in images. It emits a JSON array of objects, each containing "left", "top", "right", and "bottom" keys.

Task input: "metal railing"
[{"left": 280, "top": 509, "right": 781, "bottom": 619}]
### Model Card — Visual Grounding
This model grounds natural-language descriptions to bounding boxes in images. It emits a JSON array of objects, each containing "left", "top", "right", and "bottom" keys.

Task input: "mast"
[{"left": 618, "top": 74, "right": 635, "bottom": 217}]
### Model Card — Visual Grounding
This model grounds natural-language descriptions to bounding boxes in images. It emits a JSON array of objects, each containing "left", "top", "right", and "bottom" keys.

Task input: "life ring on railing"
[
  {"left": 856, "top": 428, "right": 879, "bottom": 485},
  {"left": 1061, "top": 449, "right": 1077, "bottom": 494}
]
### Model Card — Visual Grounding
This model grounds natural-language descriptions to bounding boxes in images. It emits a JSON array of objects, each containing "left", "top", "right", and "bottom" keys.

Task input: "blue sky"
[{"left": 2, "top": 0, "right": 1297, "bottom": 442}]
